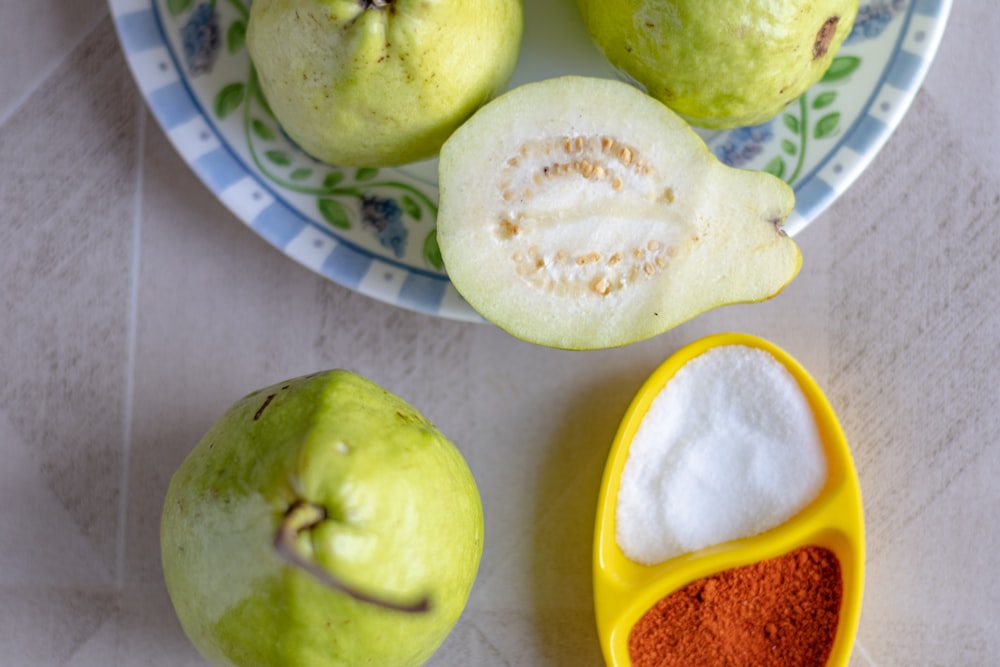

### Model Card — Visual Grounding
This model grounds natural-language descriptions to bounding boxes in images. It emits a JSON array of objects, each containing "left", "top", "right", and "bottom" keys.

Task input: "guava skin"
[
  {"left": 246, "top": 0, "right": 524, "bottom": 166},
  {"left": 576, "top": 0, "right": 859, "bottom": 129},
  {"left": 161, "top": 370, "right": 484, "bottom": 667}
]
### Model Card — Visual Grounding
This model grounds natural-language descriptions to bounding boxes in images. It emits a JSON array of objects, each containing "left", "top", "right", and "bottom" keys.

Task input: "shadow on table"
[{"left": 527, "top": 358, "right": 654, "bottom": 666}]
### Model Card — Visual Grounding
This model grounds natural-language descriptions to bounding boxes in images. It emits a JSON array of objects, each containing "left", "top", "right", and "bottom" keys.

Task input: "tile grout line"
[
  {"left": 854, "top": 639, "right": 880, "bottom": 667},
  {"left": 0, "top": 10, "right": 108, "bottom": 127},
  {"left": 116, "top": 100, "right": 147, "bottom": 591}
]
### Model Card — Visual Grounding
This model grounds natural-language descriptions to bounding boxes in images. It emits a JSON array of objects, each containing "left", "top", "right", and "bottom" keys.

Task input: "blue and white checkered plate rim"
[{"left": 108, "top": 0, "right": 952, "bottom": 321}]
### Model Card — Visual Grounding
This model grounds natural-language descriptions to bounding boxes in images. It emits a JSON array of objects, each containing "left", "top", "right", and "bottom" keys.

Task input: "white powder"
[{"left": 616, "top": 345, "right": 826, "bottom": 565}]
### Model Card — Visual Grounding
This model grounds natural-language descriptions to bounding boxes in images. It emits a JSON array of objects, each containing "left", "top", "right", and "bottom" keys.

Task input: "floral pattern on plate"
[{"left": 109, "top": 0, "right": 952, "bottom": 320}]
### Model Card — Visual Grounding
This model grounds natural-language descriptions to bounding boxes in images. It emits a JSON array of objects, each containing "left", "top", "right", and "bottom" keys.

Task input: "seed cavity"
[{"left": 494, "top": 134, "right": 686, "bottom": 298}]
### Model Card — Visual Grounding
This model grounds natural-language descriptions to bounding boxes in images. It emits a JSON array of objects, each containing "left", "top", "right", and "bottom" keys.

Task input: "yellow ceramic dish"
[{"left": 593, "top": 332, "right": 864, "bottom": 667}]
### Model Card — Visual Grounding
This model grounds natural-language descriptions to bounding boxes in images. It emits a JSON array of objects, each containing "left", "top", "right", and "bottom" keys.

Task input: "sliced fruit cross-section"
[{"left": 436, "top": 76, "right": 801, "bottom": 350}]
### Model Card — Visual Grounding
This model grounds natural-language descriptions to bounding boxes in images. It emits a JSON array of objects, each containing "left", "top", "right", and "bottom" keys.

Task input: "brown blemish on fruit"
[
  {"left": 814, "top": 16, "right": 839, "bottom": 59},
  {"left": 253, "top": 393, "right": 276, "bottom": 421}
]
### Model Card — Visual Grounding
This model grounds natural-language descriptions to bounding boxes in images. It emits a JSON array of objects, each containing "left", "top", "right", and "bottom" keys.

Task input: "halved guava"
[{"left": 436, "top": 76, "right": 801, "bottom": 350}]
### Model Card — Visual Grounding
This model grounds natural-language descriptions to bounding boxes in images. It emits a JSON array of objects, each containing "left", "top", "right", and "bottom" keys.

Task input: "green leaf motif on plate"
[
  {"left": 167, "top": 0, "right": 194, "bottom": 16},
  {"left": 227, "top": 20, "right": 247, "bottom": 54},
  {"left": 763, "top": 156, "right": 786, "bottom": 179},
  {"left": 783, "top": 114, "right": 800, "bottom": 134},
  {"left": 781, "top": 139, "right": 798, "bottom": 156},
  {"left": 822, "top": 56, "right": 861, "bottom": 82},
  {"left": 355, "top": 167, "right": 379, "bottom": 181},
  {"left": 423, "top": 229, "right": 444, "bottom": 270},
  {"left": 290, "top": 168, "right": 313, "bottom": 181},
  {"left": 323, "top": 172, "right": 345, "bottom": 190},
  {"left": 401, "top": 195, "right": 422, "bottom": 221},
  {"left": 319, "top": 198, "right": 351, "bottom": 229},
  {"left": 812, "top": 91, "right": 837, "bottom": 109},
  {"left": 214, "top": 82, "right": 245, "bottom": 119},
  {"left": 815, "top": 112, "right": 841, "bottom": 139},
  {"left": 251, "top": 118, "right": 275, "bottom": 141},
  {"left": 264, "top": 150, "right": 291, "bottom": 166}
]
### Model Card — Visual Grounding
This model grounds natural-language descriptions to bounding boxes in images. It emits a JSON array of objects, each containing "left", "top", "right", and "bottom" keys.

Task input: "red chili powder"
[{"left": 628, "top": 545, "right": 842, "bottom": 667}]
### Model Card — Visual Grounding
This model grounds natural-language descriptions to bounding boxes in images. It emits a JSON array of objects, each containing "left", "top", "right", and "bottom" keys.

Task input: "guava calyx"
[
  {"left": 814, "top": 17, "right": 840, "bottom": 58},
  {"left": 274, "top": 499, "right": 431, "bottom": 613}
]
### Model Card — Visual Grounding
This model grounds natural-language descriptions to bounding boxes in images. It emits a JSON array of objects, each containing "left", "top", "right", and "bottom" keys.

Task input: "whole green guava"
[
  {"left": 246, "top": 0, "right": 523, "bottom": 166},
  {"left": 576, "top": 0, "right": 858, "bottom": 129},
  {"left": 161, "top": 370, "right": 483, "bottom": 667}
]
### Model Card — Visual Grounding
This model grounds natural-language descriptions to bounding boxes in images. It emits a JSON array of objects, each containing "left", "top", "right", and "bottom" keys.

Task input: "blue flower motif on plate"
[
  {"left": 182, "top": 2, "right": 220, "bottom": 75},
  {"left": 715, "top": 121, "right": 775, "bottom": 168},
  {"left": 848, "top": 0, "right": 908, "bottom": 43},
  {"left": 361, "top": 196, "right": 409, "bottom": 259}
]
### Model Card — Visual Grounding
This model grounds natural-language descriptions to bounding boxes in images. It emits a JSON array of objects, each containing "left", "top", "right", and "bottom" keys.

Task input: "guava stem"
[{"left": 274, "top": 500, "right": 431, "bottom": 613}]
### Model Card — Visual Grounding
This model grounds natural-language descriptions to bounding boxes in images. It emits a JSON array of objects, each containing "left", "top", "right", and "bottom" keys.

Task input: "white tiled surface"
[{"left": 2, "top": 3, "right": 999, "bottom": 666}]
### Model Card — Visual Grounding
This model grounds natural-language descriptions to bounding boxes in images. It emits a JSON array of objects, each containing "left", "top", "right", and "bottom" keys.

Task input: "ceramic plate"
[{"left": 109, "top": 0, "right": 952, "bottom": 321}]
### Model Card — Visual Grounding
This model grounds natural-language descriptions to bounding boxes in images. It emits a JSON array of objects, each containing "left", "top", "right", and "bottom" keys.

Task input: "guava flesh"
[{"left": 436, "top": 76, "right": 801, "bottom": 349}]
